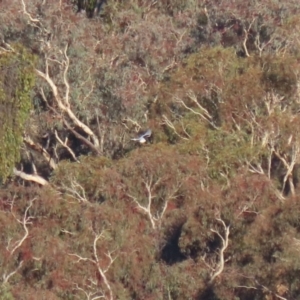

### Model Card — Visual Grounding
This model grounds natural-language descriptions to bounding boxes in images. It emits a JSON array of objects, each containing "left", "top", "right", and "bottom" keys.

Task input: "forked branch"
[
  {"left": 61, "top": 179, "right": 88, "bottom": 203},
  {"left": 69, "top": 232, "right": 116, "bottom": 300},
  {"left": 3, "top": 198, "right": 36, "bottom": 284},
  {"left": 8, "top": 197, "right": 36, "bottom": 255},
  {"left": 176, "top": 91, "right": 219, "bottom": 130},
  {"left": 129, "top": 177, "right": 179, "bottom": 229},
  {"left": 129, "top": 178, "right": 160, "bottom": 229},
  {"left": 272, "top": 145, "right": 299, "bottom": 197},
  {"left": 23, "top": 135, "right": 57, "bottom": 170},
  {"left": 204, "top": 217, "right": 230, "bottom": 283},
  {"left": 36, "top": 44, "right": 100, "bottom": 148}
]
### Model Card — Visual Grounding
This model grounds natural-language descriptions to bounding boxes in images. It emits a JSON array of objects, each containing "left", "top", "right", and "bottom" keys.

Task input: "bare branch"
[
  {"left": 255, "top": 32, "right": 274, "bottom": 57},
  {"left": 3, "top": 198, "right": 36, "bottom": 284},
  {"left": 13, "top": 168, "right": 48, "bottom": 185},
  {"left": 68, "top": 253, "right": 92, "bottom": 264},
  {"left": 162, "top": 57, "right": 177, "bottom": 73},
  {"left": 121, "top": 117, "right": 142, "bottom": 132},
  {"left": 235, "top": 285, "right": 257, "bottom": 290},
  {"left": 60, "top": 179, "right": 88, "bottom": 203},
  {"left": 255, "top": 280, "right": 288, "bottom": 300},
  {"left": 54, "top": 130, "right": 80, "bottom": 163},
  {"left": 63, "top": 119, "right": 101, "bottom": 156},
  {"left": 209, "top": 217, "right": 230, "bottom": 283},
  {"left": 236, "top": 194, "right": 259, "bottom": 219},
  {"left": 69, "top": 232, "right": 116, "bottom": 300},
  {"left": 128, "top": 178, "right": 160, "bottom": 229},
  {"left": 40, "top": 89, "right": 101, "bottom": 156},
  {"left": 248, "top": 162, "right": 265, "bottom": 175},
  {"left": 60, "top": 229, "right": 75, "bottom": 235},
  {"left": 74, "top": 283, "right": 106, "bottom": 300},
  {"left": 21, "top": 0, "right": 40, "bottom": 24},
  {"left": 93, "top": 234, "right": 115, "bottom": 300},
  {"left": 243, "top": 18, "right": 256, "bottom": 57},
  {"left": 8, "top": 198, "right": 36, "bottom": 255},
  {"left": 201, "top": 253, "right": 215, "bottom": 271},
  {"left": 235, "top": 278, "right": 288, "bottom": 300},
  {"left": 63, "top": 44, "right": 71, "bottom": 108},
  {"left": 36, "top": 51, "right": 100, "bottom": 148},
  {"left": 176, "top": 91, "right": 219, "bottom": 130},
  {"left": 162, "top": 114, "right": 189, "bottom": 140},
  {"left": 128, "top": 177, "right": 177, "bottom": 229},
  {"left": 2, "top": 261, "right": 23, "bottom": 285},
  {"left": 272, "top": 145, "right": 299, "bottom": 197},
  {"left": 23, "top": 135, "right": 57, "bottom": 169}
]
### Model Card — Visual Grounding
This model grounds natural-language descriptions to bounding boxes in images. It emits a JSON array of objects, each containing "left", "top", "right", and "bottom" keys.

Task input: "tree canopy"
[
  {"left": 0, "top": 45, "right": 36, "bottom": 182},
  {"left": 1, "top": 0, "right": 300, "bottom": 299}
]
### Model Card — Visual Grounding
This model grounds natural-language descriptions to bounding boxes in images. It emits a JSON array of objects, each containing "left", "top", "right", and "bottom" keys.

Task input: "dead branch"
[
  {"left": 121, "top": 117, "right": 142, "bottom": 132},
  {"left": 3, "top": 198, "right": 36, "bottom": 284},
  {"left": 129, "top": 178, "right": 158, "bottom": 229},
  {"left": 93, "top": 234, "right": 115, "bottom": 300},
  {"left": 21, "top": 0, "right": 40, "bottom": 24},
  {"left": 69, "top": 232, "right": 116, "bottom": 300},
  {"left": 40, "top": 87, "right": 101, "bottom": 156},
  {"left": 63, "top": 119, "right": 101, "bottom": 156},
  {"left": 272, "top": 145, "right": 299, "bottom": 197},
  {"left": 162, "top": 57, "right": 178, "bottom": 73},
  {"left": 255, "top": 32, "right": 274, "bottom": 57},
  {"left": 96, "top": 115, "right": 105, "bottom": 153},
  {"left": 248, "top": 162, "right": 265, "bottom": 175},
  {"left": 54, "top": 130, "right": 80, "bottom": 163},
  {"left": 7, "top": 198, "right": 36, "bottom": 255},
  {"left": 243, "top": 18, "right": 256, "bottom": 57},
  {"left": 61, "top": 180, "right": 88, "bottom": 203},
  {"left": 128, "top": 177, "right": 161, "bottom": 229},
  {"left": 209, "top": 217, "right": 230, "bottom": 283},
  {"left": 236, "top": 194, "right": 259, "bottom": 219},
  {"left": 2, "top": 261, "right": 23, "bottom": 285},
  {"left": 162, "top": 114, "right": 189, "bottom": 140},
  {"left": 23, "top": 135, "right": 57, "bottom": 169},
  {"left": 0, "top": 41, "right": 15, "bottom": 54},
  {"left": 74, "top": 283, "right": 106, "bottom": 300},
  {"left": 235, "top": 276, "right": 288, "bottom": 300},
  {"left": 35, "top": 44, "right": 100, "bottom": 148},
  {"left": 128, "top": 177, "right": 179, "bottom": 229},
  {"left": 255, "top": 280, "right": 288, "bottom": 300},
  {"left": 176, "top": 91, "right": 219, "bottom": 130},
  {"left": 246, "top": 160, "right": 286, "bottom": 202},
  {"left": 264, "top": 92, "right": 285, "bottom": 116},
  {"left": 13, "top": 168, "right": 48, "bottom": 186}
]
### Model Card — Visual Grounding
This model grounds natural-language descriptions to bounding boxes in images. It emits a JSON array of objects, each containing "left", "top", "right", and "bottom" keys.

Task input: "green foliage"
[
  {"left": 0, "top": 285, "right": 15, "bottom": 300},
  {"left": 0, "top": 45, "right": 36, "bottom": 182},
  {"left": 262, "top": 55, "right": 298, "bottom": 96},
  {"left": 173, "top": 47, "right": 238, "bottom": 91},
  {"left": 204, "top": 129, "right": 261, "bottom": 180}
]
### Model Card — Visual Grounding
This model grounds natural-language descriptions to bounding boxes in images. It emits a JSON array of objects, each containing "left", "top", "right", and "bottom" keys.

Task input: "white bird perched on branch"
[{"left": 131, "top": 129, "right": 152, "bottom": 144}]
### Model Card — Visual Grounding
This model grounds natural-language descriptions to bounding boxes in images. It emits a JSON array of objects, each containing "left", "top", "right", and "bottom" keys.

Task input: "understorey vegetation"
[{"left": 1, "top": 0, "right": 300, "bottom": 299}]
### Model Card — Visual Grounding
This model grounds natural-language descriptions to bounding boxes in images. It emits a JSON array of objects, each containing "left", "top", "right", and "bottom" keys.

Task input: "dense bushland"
[{"left": 1, "top": 0, "right": 300, "bottom": 299}]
